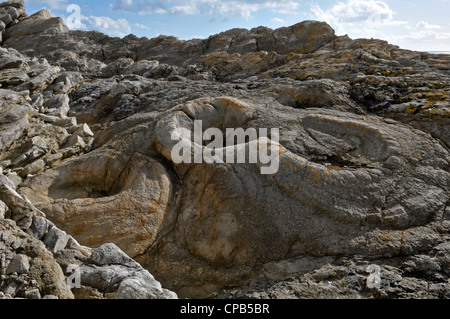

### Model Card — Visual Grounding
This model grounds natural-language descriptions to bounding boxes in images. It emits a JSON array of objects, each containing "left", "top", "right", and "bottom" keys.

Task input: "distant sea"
[{"left": 427, "top": 51, "right": 450, "bottom": 54}]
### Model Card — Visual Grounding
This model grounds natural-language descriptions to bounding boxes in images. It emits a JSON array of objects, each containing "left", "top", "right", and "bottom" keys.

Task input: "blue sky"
[{"left": 24, "top": 0, "right": 450, "bottom": 51}]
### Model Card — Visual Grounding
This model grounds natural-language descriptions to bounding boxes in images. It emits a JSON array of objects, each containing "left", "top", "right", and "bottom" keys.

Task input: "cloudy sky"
[{"left": 24, "top": 0, "right": 450, "bottom": 52}]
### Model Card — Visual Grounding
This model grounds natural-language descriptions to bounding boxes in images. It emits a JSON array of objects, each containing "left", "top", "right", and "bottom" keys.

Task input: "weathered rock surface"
[{"left": 0, "top": 0, "right": 448, "bottom": 299}]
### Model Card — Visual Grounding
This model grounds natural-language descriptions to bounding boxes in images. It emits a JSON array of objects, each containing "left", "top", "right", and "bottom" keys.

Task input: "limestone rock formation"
[
  {"left": 0, "top": 172, "right": 176, "bottom": 299},
  {"left": 0, "top": 0, "right": 448, "bottom": 299}
]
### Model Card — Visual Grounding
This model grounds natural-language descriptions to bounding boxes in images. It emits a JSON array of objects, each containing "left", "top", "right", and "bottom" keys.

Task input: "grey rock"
[
  {"left": 101, "top": 58, "right": 135, "bottom": 78},
  {"left": 6, "top": 254, "right": 30, "bottom": 274},
  {"left": 434, "top": 243, "right": 450, "bottom": 275},
  {"left": 89, "top": 243, "right": 139, "bottom": 268},
  {"left": 49, "top": 72, "right": 83, "bottom": 94},
  {"left": 445, "top": 206, "right": 450, "bottom": 221},
  {"left": 20, "top": 159, "right": 46, "bottom": 177},
  {"left": 0, "top": 69, "right": 30, "bottom": 86},
  {"left": 44, "top": 94, "right": 70, "bottom": 118},
  {"left": 122, "top": 60, "right": 159, "bottom": 77},
  {"left": 5, "top": 8, "right": 67, "bottom": 40},
  {"left": 0, "top": 174, "right": 15, "bottom": 189},
  {"left": 66, "top": 123, "right": 94, "bottom": 148},
  {"left": 404, "top": 255, "right": 442, "bottom": 276},
  {"left": 115, "top": 277, "right": 177, "bottom": 300},
  {"left": 64, "top": 236, "right": 92, "bottom": 257},
  {"left": 24, "top": 288, "right": 41, "bottom": 299},
  {"left": 26, "top": 66, "right": 62, "bottom": 93},
  {"left": 43, "top": 226, "right": 70, "bottom": 253},
  {"left": 30, "top": 215, "right": 53, "bottom": 240},
  {"left": 31, "top": 93, "right": 44, "bottom": 110},
  {"left": 2, "top": 280, "right": 19, "bottom": 296},
  {"left": 12, "top": 135, "right": 58, "bottom": 166},
  {"left": 0, "top": 183, "right": 45, "bottom": 229},
  {"left": 36, "top": 113, "right": 78, "bottom": 128},
  {"left": 0, "top": 99, "right": 31, "bottom": 156},
  {"left": 65, "top": 134, "right": 86, "bottom": 148},
  {"left": 73, "top": 123, "right": 94, "bottom": 138},
  {"left": 4, "top": 172, "right": 21, "bottom": 188},
  {"left": 0, "top": 219, "right": 74, "bottom": 299},
  {"left": 0, "top": 13, "right": 12, "bottom": 26},
  {"left": 12, "top": 145, "right": 47, "bottom": 168},
  {"left": 43, "top": 152, "right": 63, "bottom": 166},
  {"left": 0, "top": 0, "right": 25, "bottom": 10},
  {"left": 0, "top": 49, "right": 24, "bottom": 70},
  {"left": 81, "top": 244, "right": 178, "bottom": 299},
  {"left": 272, "top": 20, "right": 335, "bottom": 54}
]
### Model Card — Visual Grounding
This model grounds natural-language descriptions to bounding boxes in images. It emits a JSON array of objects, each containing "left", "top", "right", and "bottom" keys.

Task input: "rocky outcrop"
[
  {"left": 215, "top": 256, "right": 450, "bottom": 299},
  {"left": 0, "top": 0, "right": 27, "bottom": 42},
  {"left": 2, "top": 4, "right": 336, "bottom": 75},
  {"left": 0, "top": 172, "right": 177, "bottom": 299},
  {"left": 0, "top": 0, "right": 448, "bottom": 299},
  {"left": 0, "top": 218, "right": 74, "bottom": 299}
]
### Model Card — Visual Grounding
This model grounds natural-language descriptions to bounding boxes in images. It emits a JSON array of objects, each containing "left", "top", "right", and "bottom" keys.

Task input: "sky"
[{"left": 23, "top": 0, "right": 450, "bottom": 52}]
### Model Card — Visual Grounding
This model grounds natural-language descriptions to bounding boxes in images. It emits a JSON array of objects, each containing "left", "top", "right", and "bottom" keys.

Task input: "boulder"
[
  {"left": 80, "top": 244, "right": 177, "bottom": 299},
  {"left": 6, "top": 254, "right": 30, "bottom": 274},
  {"left": 44, "top": 94, "right": 70, "bottom": 118},
  {"left": 0, "top": 182, "right": 45, "bottom": 229},
  {"left": 43, "top": 226, "right": 70, "bottom": 254},
  {"left": 273, "top": 20, "right": 336, "bottom": 54}
]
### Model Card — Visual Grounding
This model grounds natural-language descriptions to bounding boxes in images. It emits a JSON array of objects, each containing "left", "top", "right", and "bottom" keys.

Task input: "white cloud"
[
  {"left": 81, "top": 16, "right": 132, "bottom": 37},
  {"left": 134, "top": 23, "right": 151, "bottom": 30},
  {"left": 416, "top": 21, "right": 441, "bottom": 30},
  {"left": 110, "top": 0, "right": 300, "bottom": 19},
  {"left": 64, "top": 5, "right": 131, "bottom": 38},
  {"left": 109, "top": 0, "right": 168, "bottom": 15},
  {"left": 25, "top": 0, "right": 68, "bottom": 10},
  {"left": 387, "top": 19, "right": 449, "bottom": 51},
  {"left": 324, "top": 0, "right": 393, "bottom": 23},
  {"left": 390, "top": 29, "right": 450, "bottom": 51},
  {"left": 171, "top": 5, "right": 197, "bottom": 15},
  {"left": 188, "top": 34, "right": 208, "bottom": 40},
  {"left": 28, "top": 1, "right": 131, "bottom": 37},
  {"left": 403, "top": 30, "right": 450, "bottom": 41},
  {"left": 311, "top": 0, "right": 406, "bottom": 33},
  {"left": 270, "top": 17, "right": 285, "bottom": 24}
]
